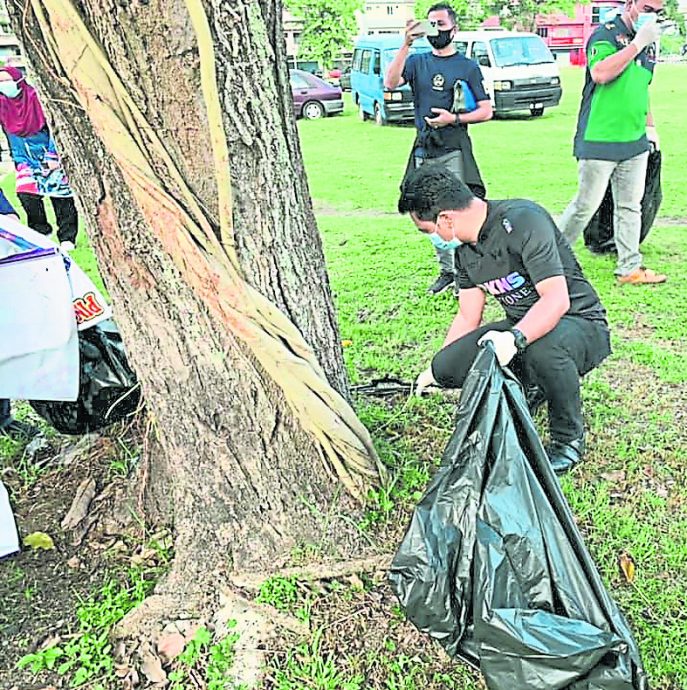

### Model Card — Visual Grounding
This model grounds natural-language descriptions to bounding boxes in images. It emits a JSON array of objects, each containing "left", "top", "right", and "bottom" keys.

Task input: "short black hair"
[
  {"left": 398, "top": 165, "right": 475, "bottom": 221},
  {"left": 427, "top": 3, "right": 457, "bottom": 24}
]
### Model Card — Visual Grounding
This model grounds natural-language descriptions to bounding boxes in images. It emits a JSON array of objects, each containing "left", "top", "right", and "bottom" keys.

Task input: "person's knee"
[
  {"left": 431, "top": 346, "right": 474, "bottom": 389},
  {"left": 521, "top": 340, "right": 577, "bottom": 385}
]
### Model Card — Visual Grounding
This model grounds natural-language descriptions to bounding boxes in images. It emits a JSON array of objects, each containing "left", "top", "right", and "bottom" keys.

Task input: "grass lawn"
[
  {"left": 1, "top": 64, "right": 686, "bottom": 689},
  {"left": 298, "top": 64, "right": 687, "bottom": 689}
]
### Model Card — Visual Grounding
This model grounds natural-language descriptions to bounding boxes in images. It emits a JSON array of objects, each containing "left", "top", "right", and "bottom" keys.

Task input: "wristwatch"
[{"left": 511, "top": 328, "right": 528, "bottom": 352}]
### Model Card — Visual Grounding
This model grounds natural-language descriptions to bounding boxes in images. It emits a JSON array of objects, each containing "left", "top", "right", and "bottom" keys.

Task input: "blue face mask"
[
  {"left": 428, "top": 232, "right": 462, "bottom": 251},
  {"left": 633, "top": 12, "right": 658, "bottom": 32},
  {"left": 0, "top": 81, "right": 20, "bottom": 98}
]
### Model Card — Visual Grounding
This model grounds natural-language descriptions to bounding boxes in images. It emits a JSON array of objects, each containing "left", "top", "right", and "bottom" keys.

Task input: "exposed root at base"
[{"left": 229, "top": 552, "right": 393, "bottom": 590}]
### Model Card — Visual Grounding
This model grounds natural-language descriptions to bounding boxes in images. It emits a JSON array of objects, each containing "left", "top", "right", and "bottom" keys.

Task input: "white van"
[{"left": 454, "top": 30, "right": 562, "bottom": 117}]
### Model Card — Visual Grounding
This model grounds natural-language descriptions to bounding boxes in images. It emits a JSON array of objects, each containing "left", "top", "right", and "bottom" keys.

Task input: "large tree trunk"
[{"left": 7, "top": 0, "right": 381, "bottom": 603}]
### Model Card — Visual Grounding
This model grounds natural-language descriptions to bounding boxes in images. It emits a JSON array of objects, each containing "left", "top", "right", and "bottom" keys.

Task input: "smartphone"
[{"left": 414, "top": 19, "right": 439, "bottom": 37}]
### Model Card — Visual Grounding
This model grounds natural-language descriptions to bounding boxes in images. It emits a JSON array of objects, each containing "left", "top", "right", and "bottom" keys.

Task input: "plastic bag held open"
[{"left": 389, "top": 347, "right": 648, "bottom": 689}]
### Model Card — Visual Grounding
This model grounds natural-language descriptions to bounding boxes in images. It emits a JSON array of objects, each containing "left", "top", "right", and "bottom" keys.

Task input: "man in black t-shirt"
[
  {"left": 398, "top": 165, "right": 611, "bottom": 474},
  {"left": 385, "top": 3, "right": 492, "bottom": 296}
]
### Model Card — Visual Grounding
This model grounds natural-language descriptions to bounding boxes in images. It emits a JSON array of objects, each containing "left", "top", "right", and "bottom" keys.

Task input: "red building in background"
[{"left": 534, "top": 1, "right": 625, "bottom": 65}]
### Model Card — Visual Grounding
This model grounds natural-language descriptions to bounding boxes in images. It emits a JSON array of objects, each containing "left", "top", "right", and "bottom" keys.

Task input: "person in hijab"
[{"left": 0, "top": 66, "right": 79, "bottom": 252}]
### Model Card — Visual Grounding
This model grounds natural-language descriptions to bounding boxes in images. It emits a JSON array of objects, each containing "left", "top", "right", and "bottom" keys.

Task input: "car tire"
[
  {"left": 358, "top": 101, "right": 368, "bottom": 121},
  {"left": 530, "top": 107, "right": 545, "bottom": 117},
  {"left": 303, "top": 101, "right": 325, "bottom": 120},
  {"left": 374, "top": 102, "right": 387, "bottom": 126}
]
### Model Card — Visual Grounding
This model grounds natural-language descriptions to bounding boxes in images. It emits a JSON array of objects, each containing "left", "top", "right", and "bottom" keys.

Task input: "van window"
[
  {"left": 361, "top": 50, "right": 373, "bottom": 74},
  {"left": 371, "top": 50, "right": 381, "bottom": 75},
  {"left": 352, "top": 48, "right": 363, "bottom": 71},
  {"left": 472, "top": 41, "right": 491, "bottom": 68},
  {"left": 490, "top": 36, "right": 555, "bottom": 67},
  {"left": 381, "top": 44, "right": 431, "bottom": 69},
  {"left": 454, "top": 41, "right": 468, "bottom": 55}
]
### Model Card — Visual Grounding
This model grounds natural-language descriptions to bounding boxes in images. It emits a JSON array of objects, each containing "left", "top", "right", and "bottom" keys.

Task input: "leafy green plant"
[
  {"left": 17, "top": 568, "right": 154, "bottom": 686},
  {"left": 169, "top": 623, "right": 243, "bottom": 690},
  {"left": 256, "top": 575, "right": 312, "bottom": 622},
  {"left": 272, "top": 629, "right": 364, "bottom": 690}
]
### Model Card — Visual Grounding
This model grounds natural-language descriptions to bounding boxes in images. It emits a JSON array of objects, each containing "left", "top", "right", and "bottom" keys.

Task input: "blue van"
[{"left": 350, "top": 35, "right": 431, "bottom": 126}]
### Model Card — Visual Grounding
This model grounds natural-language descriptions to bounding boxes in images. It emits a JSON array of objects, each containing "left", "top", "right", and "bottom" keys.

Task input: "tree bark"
[{"left": 7, "top": 0, "right": 380, "bottom": 598}]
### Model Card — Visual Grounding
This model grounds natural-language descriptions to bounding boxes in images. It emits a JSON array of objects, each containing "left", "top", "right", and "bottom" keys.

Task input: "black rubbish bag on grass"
[
  {"left": 583, "top": 148, "right": 662, "bottom": 254},
  {"left": 388, "top": 347, "right": 648, "bottom": 689},
  {"left": 30, "top": 320, "right": 141, "bottom": 434}
]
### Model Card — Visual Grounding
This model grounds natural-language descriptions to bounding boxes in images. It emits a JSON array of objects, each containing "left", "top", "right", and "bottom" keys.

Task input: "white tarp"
[
  {"left": 0, "top": 215, "right": 111, "bottom": 400},
  {"left": 0, "top": 480, "right": 19, "bottom": 559}
]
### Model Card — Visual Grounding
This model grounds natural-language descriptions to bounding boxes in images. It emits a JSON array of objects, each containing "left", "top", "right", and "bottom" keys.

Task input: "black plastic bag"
[
  {"left": 389, "top": 347, "right": 648, "bottom": 689},
  {"left": 30, "top": 320, "right": 141, "bottom": 434},
  {"left": 584, "top": 149, "right": 662, "bottom": 254}
]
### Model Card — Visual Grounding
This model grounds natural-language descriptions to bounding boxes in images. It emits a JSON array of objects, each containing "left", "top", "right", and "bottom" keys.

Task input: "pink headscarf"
[{"left": 0, "top": 66, "right": 47, "bottom": 137}]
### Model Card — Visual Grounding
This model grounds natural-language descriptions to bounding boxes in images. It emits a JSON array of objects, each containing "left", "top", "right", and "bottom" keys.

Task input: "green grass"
[
  {"left": 300, "top": 64, "right": 687, "bottom": 218},
  {"left": 293, "top": 64, "right": 687, "bottom": 689}
]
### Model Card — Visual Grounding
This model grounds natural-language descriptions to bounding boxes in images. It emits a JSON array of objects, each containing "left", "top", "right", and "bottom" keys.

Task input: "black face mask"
[{"left": 428, "top": 28, "right": 454, "bottom": 50}]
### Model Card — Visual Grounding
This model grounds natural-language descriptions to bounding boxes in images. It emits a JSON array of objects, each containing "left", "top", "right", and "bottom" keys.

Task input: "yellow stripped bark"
[{"left": 30, "top": 0, "right": 385, "bottom": 498}]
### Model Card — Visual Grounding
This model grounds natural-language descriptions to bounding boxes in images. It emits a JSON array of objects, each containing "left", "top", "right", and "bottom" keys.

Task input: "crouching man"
[{"left": 400, "top": 165, "right": 611, "bottom": 474}]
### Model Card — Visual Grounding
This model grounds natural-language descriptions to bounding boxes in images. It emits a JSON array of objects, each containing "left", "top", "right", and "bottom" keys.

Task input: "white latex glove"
[
  {"left": 478, "top": 330, "right": 518, "bottom": 367},
  {"left": 646, "top": 125, "right": 660, "bottom": 151},
  {"left": 414, "top": 366, "right": 437, "bottom": 397},
  {"left": 631, "top": 17, "right": 661, "bottom": 52}
]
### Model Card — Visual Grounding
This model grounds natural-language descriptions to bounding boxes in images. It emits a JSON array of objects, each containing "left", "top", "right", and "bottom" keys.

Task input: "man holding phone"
[{"left": 385, "top": 2, "right": 493, "bottom": 296}]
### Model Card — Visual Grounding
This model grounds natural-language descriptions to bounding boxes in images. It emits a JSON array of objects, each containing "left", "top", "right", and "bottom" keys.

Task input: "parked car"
[
  {"left": 289, "top": 69, "right": 344, "bottom": 120},
  {"left": 339, "top": 66, "right": 352, "bottom": 91}
]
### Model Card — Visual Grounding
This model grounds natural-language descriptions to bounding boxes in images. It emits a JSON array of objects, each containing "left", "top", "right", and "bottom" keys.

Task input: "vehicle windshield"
[
  {"left": 382, "top": 45, "right": 429, "bottom": 68},
  {"left": 491, "top": 37, "right": 555, "bottom": 67}
]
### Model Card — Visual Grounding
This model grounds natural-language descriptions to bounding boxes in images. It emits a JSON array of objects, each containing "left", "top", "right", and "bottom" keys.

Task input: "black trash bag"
[
  {"left": 30, "top": 319, "right": 141, "bottom": 434},
  {"left": 389, "top": 347, "right": 648, "bottom": 689},
  {"left": 584, "top": 148, "right": 662, "bottom": 254}
]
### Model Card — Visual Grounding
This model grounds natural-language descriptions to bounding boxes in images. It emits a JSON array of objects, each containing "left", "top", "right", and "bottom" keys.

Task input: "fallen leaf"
[
  {"left": 600, "top": 470, "right": 626, "bottom": 484},
  {"left": 23, "top": 532, "right": 55, "bottom": 550},
  {"left": 66, "top": 556, "right": 81, "bottom": 569},
  {"left": 140, "top": 652, "right": 166, "bottom": 683},
  {"left": 61, "top": 478, "right": 97, "bottom": 530},
  {"left": 341, "top": 339, "right": 353, "bottom": 347},
  {"left": 157, "top": 632, "right": 186, "bottom": 663},
  {"left": 618, "top": 551, "right": 637, "bottom": 583}
]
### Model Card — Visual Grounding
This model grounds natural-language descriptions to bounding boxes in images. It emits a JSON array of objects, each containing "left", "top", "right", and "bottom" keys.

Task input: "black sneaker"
[
  {"left": 546, "top": 437, "right": 585, "bottom": 476},
  {"left": 427, "top": 272, "right": 455, "bottom": 295},
  {"left": 0, "top": 418, "right": 40, "bottom": 441}
]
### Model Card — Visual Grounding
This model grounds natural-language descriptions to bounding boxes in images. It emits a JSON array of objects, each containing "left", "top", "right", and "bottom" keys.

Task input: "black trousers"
[
  {"left": 431, "top": 315, "right": 611, "bottom": 443},
  {"left": 17, "top": 193, "right": 78, "bottom": 244}
]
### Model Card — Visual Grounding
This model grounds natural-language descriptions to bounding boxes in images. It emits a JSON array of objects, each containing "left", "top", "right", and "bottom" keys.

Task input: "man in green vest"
[{"left": 559, "top": 0, "right": 666, "bottom": 285}]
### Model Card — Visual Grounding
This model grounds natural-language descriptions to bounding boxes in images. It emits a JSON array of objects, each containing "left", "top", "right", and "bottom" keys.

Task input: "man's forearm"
[
  {"left": 591, "top": 44, "right": 639, "bottom": 84},
  {"left": 457, "top": 101, "right": 493, "bottom": 124},
  {"left": 443, "top": 312, "right": 481, "bottom": 347},
  {"left": 514, "top": 292, "right": 569, "bottom": 344},
  {"left": 384, "top": 43, "right": 410, "bottom": 89}
]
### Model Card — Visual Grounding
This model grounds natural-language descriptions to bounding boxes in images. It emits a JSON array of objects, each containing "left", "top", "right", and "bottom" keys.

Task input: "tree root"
[{"left": 229, "top": 552, "right": 393, "bottom": 590}]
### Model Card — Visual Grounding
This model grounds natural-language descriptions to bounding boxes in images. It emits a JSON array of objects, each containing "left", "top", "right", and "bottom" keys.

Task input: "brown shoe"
[{"left": 617, "top": 267, "right": 667, "bottom": 285}]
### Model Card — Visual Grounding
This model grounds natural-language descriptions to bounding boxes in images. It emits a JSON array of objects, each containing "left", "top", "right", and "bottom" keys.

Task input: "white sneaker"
[{"left": 60, "top": 241, "right": 75, "bottom": 252}]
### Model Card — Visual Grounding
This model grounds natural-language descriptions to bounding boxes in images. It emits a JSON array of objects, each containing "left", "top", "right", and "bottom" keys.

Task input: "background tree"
[
  {"left": 7, "top": 0, "right": 383, "bottom": 649},
  {"left": 414, "top": 0, "right": 487, "bottom": 29},
  {"left": 663, "top": 0, "right": 686, "bottom": 36},
  {"left": 484, "top": 0, "right": 577, "bottom": 32},
  {"left": 287, "top": 0, "right": 362, "bottom": 69}
]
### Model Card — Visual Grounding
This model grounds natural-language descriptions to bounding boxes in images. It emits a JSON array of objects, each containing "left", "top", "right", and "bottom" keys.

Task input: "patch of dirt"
[{"left": 0, "top": 425, "right": 146, "bottom": 690}]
